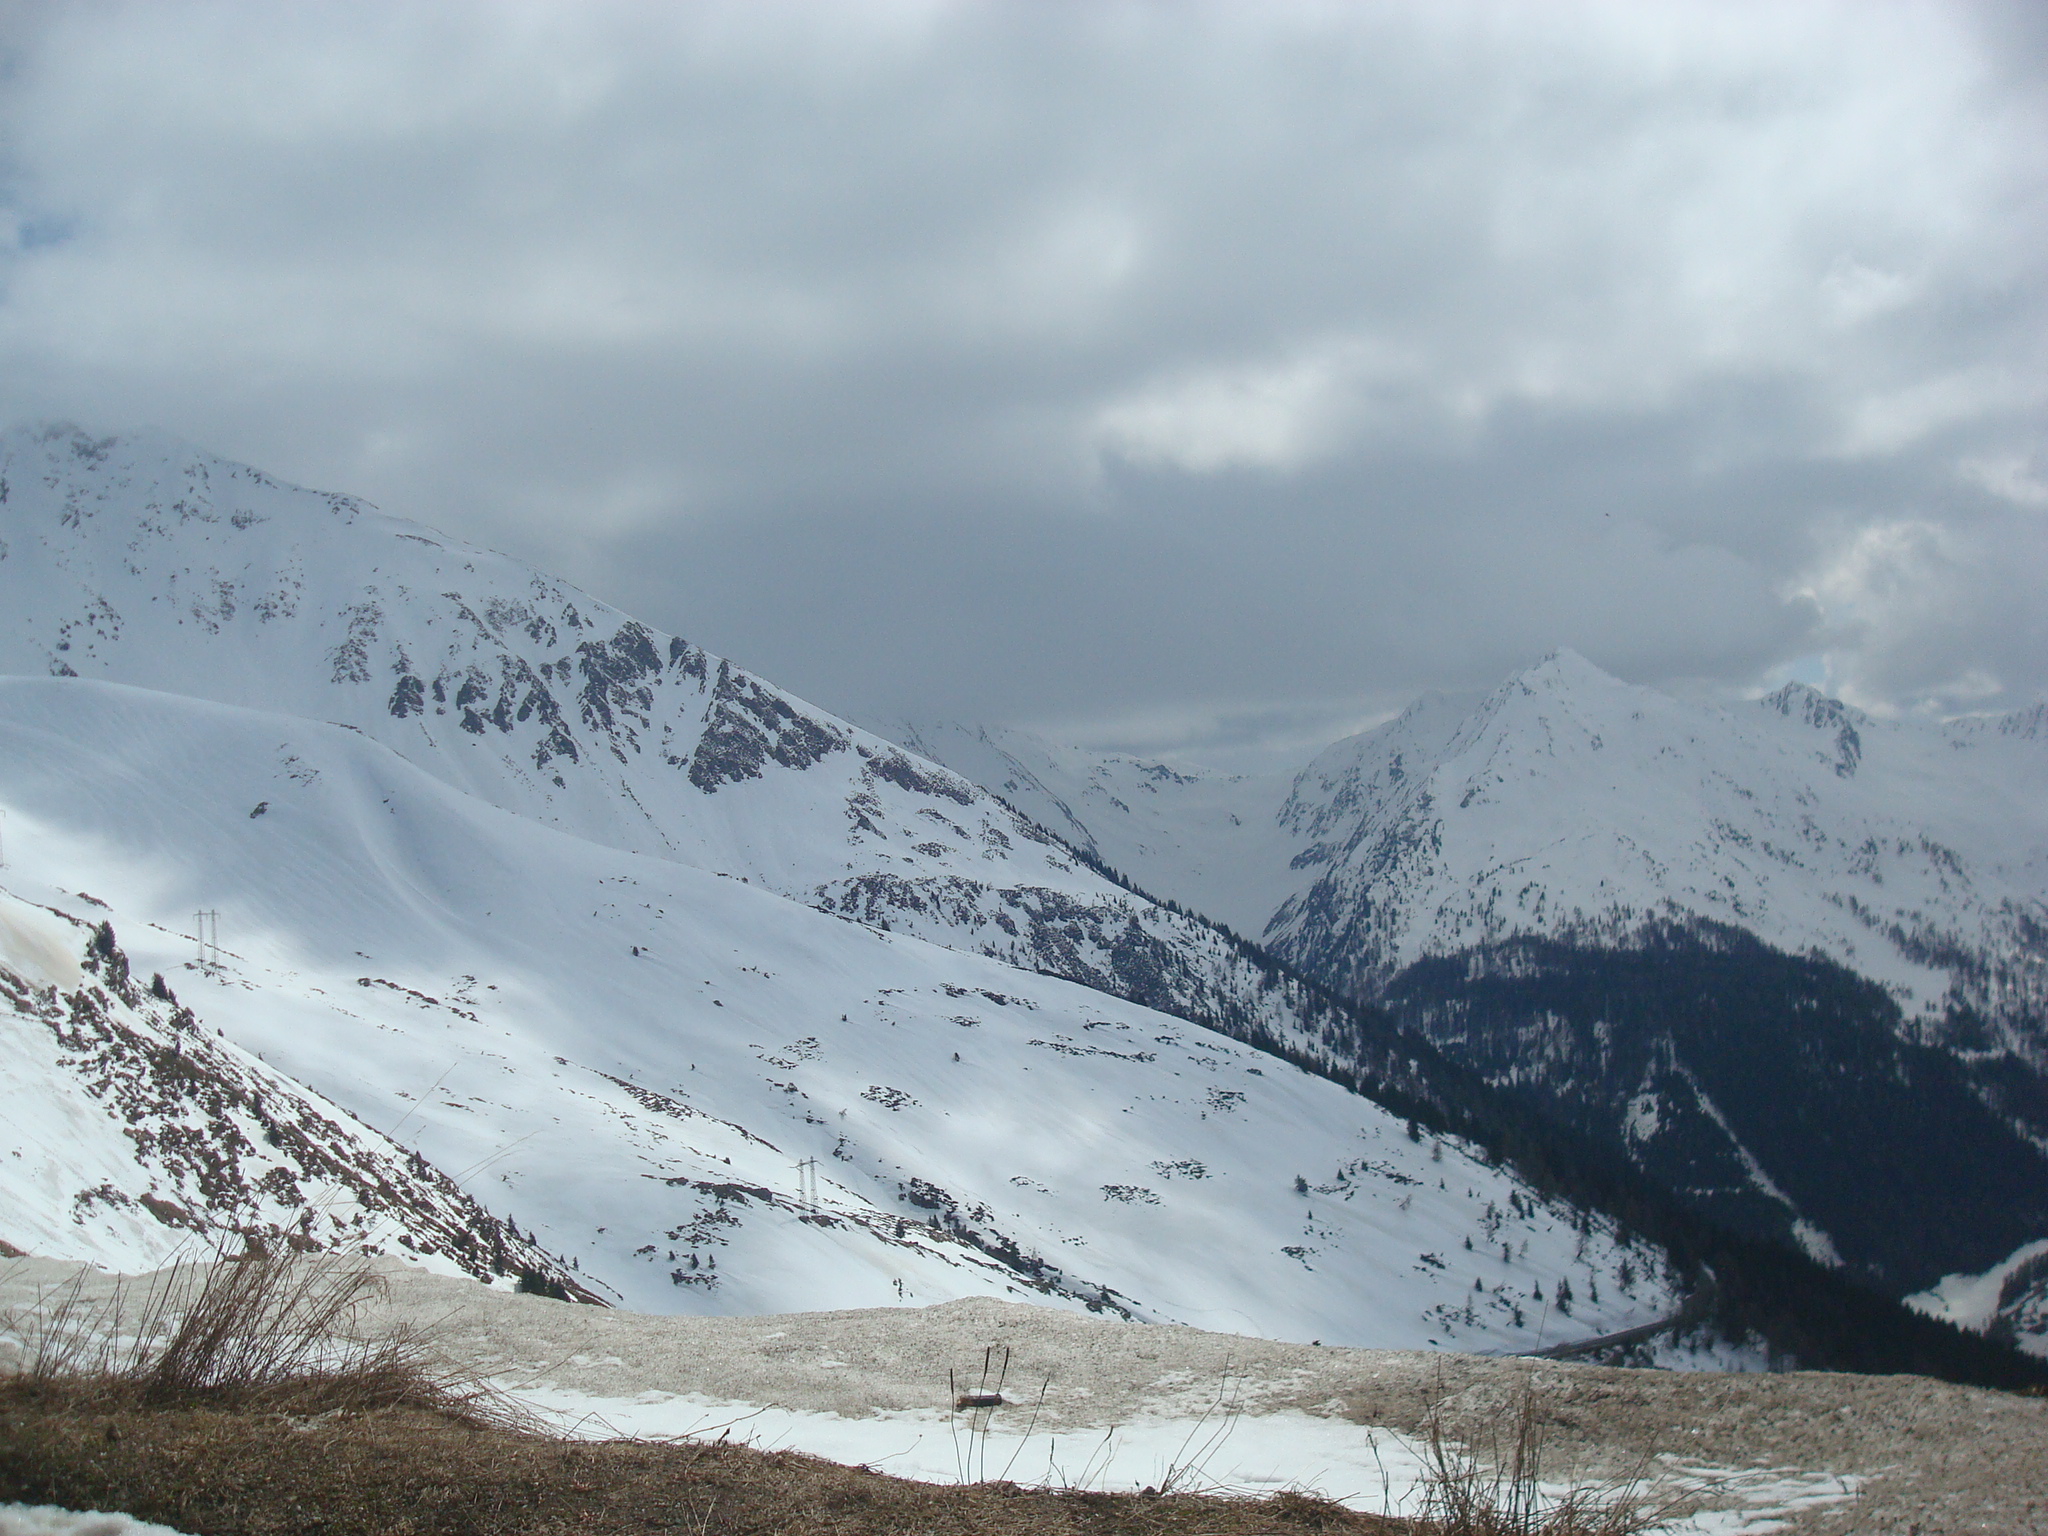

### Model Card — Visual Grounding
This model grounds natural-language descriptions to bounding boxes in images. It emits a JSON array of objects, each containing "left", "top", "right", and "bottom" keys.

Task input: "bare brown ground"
[{"left": 0, "top": 1382, "right": 1400, "bottom": 1536}]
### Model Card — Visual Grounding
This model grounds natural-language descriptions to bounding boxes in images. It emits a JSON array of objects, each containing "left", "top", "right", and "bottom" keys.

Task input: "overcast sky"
[{"left": 2, "top": 1, "right": 2042, "bottom": 768}]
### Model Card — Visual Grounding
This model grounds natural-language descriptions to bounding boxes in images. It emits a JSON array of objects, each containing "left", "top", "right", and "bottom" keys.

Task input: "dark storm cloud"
[{"left": 0, "top": 0, "right": 2041, "bottom": 763}]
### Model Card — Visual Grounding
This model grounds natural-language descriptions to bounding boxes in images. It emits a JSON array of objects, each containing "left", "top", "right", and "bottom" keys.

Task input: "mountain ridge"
[{"left": 0, "top": 421, "right": 1472, "bottom": 1084}]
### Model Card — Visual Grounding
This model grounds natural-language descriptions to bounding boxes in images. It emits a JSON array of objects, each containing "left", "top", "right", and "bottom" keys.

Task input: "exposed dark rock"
[
  {"left": 862, "top": 746, "right": 974, "bottom": 805},
  {"left": 387, "top": 674, "right": 425, "bottom": 717},
  {"left": 576, "top": 622, "right": 664, "bottom": 741},
  {"left": 7, "top": 920, "right": 588, "bottom": 1297},
  {"left": 687, "top": 661, "right": 846, "bottom": 791}
]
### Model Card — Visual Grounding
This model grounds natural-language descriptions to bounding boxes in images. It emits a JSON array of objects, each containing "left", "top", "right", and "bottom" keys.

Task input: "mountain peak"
[
  {"left": 1509, "top": 647, "right": 1627, "bottom": 695},
  {"left": 7, "top": 419, "right": 195, "bottom": 473},
  {"left": 1760, "top": 680, "right": 1863, "bottom": 723},
  {"left": 1759, "top": 684, "right": 1866, "bottom": 777}
]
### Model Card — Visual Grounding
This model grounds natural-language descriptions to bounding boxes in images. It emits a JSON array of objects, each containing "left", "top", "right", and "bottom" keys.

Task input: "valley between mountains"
[
  {"left": 3, "top": 421, "right": 2045, "bottom": 1384},
  {"left": 886, "top": 657, "right": 2048, "bottom": 1352}
]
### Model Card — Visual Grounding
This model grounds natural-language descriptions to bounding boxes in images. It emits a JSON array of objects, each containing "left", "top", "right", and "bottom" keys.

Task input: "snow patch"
[
  {"left": 1906, "top": 1235, "right": 2048, "bottom": 1353},
  {"left": 0, "top": 890, "right": 81, "bottom": 990},
  {"left": 0, "top": 1508, "right": 192, "bottom": 1536}
]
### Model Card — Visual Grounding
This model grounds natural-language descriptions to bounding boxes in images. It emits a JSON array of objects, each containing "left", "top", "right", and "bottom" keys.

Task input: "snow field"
[{"left": 0, "top": 676, "right": 1675, "bottom": 1347}]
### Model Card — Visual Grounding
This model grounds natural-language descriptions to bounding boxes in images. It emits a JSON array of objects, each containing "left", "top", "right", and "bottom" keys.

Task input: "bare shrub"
[
  {"left": 0, "top": 1253, "right": 527, "bottom": 1428},
  {"left": 1413, "top": 1376, "right": 1681, "bottom": 1536}
]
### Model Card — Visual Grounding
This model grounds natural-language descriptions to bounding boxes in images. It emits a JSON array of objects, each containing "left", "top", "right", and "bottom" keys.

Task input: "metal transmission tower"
[
  {"left": 194, "top": 910, "right": 220, "bottom": 970},
  {"left": 795, "top": 1156, "right": 821, "bottom": 1212}
]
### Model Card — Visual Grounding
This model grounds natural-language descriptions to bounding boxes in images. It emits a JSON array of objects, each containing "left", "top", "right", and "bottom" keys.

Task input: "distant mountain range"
[
  {"left": 3, "top": 421, "right": 2040, "bottom": 1383},
  {"left": 885, "top": 652, "right": 2048, "bottom": 1353},
  {"left": 890, "top": 655, "right": 2048, "bottom": 1035}
]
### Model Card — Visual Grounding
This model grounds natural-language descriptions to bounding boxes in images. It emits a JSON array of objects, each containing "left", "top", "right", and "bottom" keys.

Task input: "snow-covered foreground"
[
  {"left": 528, "top": 1387, "right": 1446, "bottom": 1509},
  {"left": 513, "top": 1390, "right": 1862, "bottom": 1533},
  {"left": 0, "top": 676, "right": 1675, "bottom": 1347}
]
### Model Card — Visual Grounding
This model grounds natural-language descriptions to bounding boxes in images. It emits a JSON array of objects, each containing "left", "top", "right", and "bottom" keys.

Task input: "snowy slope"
[
  {"left": 0, "top": 424, "right": 1084, "bottom": 897},
  {"left": 1909, "top": 1243, "right": 2048, "bottom": 1360},
  {"left": 0, "top": 424, "right": 1490, "bottom": 1106},
  {"left": 0, "top": 676, "right": 1676, "bottom": 1347},
  {"left": 1, "top": 887, "right": 584, "bottom": 1291}
]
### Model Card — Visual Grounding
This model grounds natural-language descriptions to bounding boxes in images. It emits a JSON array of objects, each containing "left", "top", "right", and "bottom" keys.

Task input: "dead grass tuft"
[
  {"left": 1413, "top": 1376, "right": 1678, "bottom": 1536},
  {"left": 1, "top": 1252, "right": 527, "bottom": 1428}
]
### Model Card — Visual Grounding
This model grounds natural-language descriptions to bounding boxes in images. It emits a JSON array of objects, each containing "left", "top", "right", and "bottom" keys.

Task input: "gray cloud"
[{"left": 1, "top": 0, "right": 2041, "bottom": 765}]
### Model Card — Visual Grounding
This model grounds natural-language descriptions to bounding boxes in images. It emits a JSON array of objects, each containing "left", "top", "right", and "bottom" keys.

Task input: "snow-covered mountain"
[
  {"left": 0, "top": 423, "right": 1069, "bottom": 893},
  {"left": 15, "top": 421, "right": 2042, "bottom": 1368},
  {"left": 0, "top": 424, "right": 1487, "bottom": 1116},
  {"left": 882, "top": 656, "right": 2048, "bottom": 1349},
  {"left": 0, "top": 422, "right": 1687, "bottom": 1350},
  {"left": 1269, "top": 652, "right": 2048, "bottom": 1047},
  {"left": 891, "top": 654, "right": 2048, "bottom": 1050}
]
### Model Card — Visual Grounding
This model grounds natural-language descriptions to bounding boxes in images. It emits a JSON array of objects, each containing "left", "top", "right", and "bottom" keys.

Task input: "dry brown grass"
[
  {"left": 0, "top": 1382, "right": 1413, "bottom": 1536},
  {"left": 0, "top": 1257, "right": 1676, "bottom": 1535},
  {"left": 1, "top": 1257, "right": 1411, "bottom": 1533},
  {"left": 1, "top": 1253, "right": 523, "bottom": 1427},
  {"left": 1412, "top": 1379, "right": 1677, "bottom": 1536}
]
